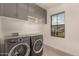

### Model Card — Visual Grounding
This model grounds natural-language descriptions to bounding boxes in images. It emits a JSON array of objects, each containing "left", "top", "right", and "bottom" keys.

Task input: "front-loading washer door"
[
  {"left": 8, "top": 43, "right": 30, "bottom": 56},
  {"left": 33, "top": 39, "right": 43, "bottom": 54}
]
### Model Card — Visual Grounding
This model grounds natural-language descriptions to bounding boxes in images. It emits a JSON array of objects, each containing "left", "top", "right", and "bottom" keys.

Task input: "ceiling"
[{"left": 36, "top": 3, "right": 62, "bottom": 10}]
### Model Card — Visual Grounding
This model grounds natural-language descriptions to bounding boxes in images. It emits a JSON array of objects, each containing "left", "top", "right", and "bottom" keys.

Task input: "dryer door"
[
  {"left": 8, "top": 43, "right": 30, "bottom": 56},
  {"left": 33, "top": 39, "right": 43, "bottom": 53}
]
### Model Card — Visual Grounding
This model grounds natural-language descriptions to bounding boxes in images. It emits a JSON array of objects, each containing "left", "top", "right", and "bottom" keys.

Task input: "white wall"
[
  {"left": 1, "top": 16, "right": 42, "bottom": 36},
  {"left": 0, "top": 19, "right": 1, "bottom": 37},
  {"left": 0, "top": 17, "right": 4, "bottom": 40},
  {"left": 0, "top": 17, "right": 3, "bottom": 52},
  {"left": 43, "top": 4, "right": 79, "bottom": 55}
]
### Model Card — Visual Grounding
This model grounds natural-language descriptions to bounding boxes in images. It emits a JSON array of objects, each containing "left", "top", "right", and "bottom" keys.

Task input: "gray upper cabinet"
[
  {"left": 2, "top": 3, "right": 17, "bottom": 18},
  {"left": 36, "top": 6, "right": 47, "bottom": 24},
  {"left": 17, "top": 3, "right": 28, "bottom": 20},
  {"left": 28, "top": 3, "right": 47, "bottom": 24},
  {"left": 0, "top": 4, "right": 4, "bottom": 16},
  {"left": 28, "top": 4, "right": 39, "bottom": 18},
  {"left": 41, "top": 9, "right": 47, "bottom": 24}
]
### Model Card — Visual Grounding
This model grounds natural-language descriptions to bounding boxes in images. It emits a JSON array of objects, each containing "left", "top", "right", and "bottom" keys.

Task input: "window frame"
[{"left": 51, "top": 11, "right": 65, "bottom": 38}]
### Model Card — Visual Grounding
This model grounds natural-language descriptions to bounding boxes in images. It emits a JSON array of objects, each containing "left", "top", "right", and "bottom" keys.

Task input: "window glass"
[
  {"left": 52, "top": 15, "right": 58, "bottom": 25},
  {"left": 58, "top": 13, "right": 64, "bottom": 24},
  {"left": 51, "top": 12, "right": 65, "bottom": 38}
]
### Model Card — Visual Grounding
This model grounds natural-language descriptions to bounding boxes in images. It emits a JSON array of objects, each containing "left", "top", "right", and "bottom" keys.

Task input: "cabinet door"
[
  {"left": 17, "top": 3, "right": 28, "bottom": 20},
  {"left": 41, "top": 9, "right": 47, "bottom": 24},
  {"left": 28, "top": 3, "right": 47, "bottom": 24},
  {"left": 28, "top": 4, "right": 42, "bottom": 23},
  {"left": 3, "top": 3, "right": 17, "bottom": 18},
  {"left": 28, "top": 4, "right": 38, "bottom": 18},
  {"left": 35, "top": 6, "right": 47, "bottom": 24},
  {"left": 0, "top": 4, "right": 4, "bottom": 16}
]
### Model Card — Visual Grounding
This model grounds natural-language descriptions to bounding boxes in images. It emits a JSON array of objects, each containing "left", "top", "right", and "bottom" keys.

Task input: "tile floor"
[{"left": 43, "top": 45, "right": 72, "bottom": 56}]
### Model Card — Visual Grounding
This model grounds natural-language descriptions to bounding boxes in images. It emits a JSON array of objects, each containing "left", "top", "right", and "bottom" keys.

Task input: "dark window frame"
[{"left": 51, "top": 11, "right": 65, "bottom": 38}]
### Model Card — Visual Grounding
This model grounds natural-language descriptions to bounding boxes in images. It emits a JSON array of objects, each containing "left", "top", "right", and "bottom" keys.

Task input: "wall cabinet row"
[{"left": 0, "top": 3, "right": 47, "bottom": 24}]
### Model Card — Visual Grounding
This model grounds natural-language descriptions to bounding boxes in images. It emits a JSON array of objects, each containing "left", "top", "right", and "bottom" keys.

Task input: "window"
[{"left": 51, "top": 12, "right": 65, "bottom": 38}]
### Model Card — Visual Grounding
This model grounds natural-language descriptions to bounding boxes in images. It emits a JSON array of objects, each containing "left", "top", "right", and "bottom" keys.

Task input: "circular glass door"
[
  {"left": 8, "top": 43, "right": 30, "bottom": 56},
  {"left": 33, "top": 39, "right": 43, "bottom": 53}
]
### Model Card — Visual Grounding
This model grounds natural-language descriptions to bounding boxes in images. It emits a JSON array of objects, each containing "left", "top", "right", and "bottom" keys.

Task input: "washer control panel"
[{"left": 18, "top": 38, "right": 23, "bottom": 42}]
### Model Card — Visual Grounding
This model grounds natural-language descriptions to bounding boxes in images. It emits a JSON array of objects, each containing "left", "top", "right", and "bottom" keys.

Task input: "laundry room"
[
  {"left": 0, "top": 2, "right": 79, "bottom": 56},
  {"left": 0, "top": 3, "right": 45, "bottom": 56}
]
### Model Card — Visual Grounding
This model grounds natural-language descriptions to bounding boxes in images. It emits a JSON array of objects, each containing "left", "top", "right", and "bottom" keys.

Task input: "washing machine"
[
  {"left": 4, "top": 36, "right": 30, "bottom": 56},
  {"left": 30, "top": 34, "right": 43, "bottom": 56}
]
